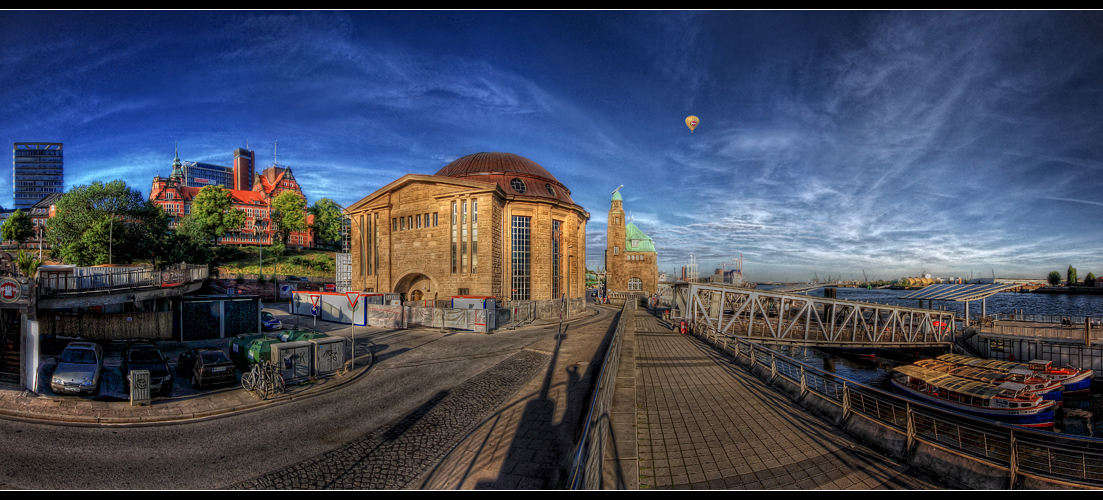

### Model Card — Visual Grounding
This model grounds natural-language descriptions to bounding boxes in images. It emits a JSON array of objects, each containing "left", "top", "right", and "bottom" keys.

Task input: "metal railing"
[
  {"left": 995, "top": 313, "right": 1103, "bottom": 325},
  {"left": 981, "top": 324, "right": 1100, "bottom": 342},
  {"left": 568, "top": 299, "right": 632, "bottom": 489},
  {"left": 696, "top": 324, "right": 1103, "bottom": 489},
  {"left": 38, "top": 264, "right": 208, "bottom": 296}
]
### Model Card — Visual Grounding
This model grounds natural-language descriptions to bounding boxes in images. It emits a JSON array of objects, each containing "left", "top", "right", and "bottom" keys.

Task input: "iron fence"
[
  {"left": 38, "top": 264, "right": 208, "bottom": 296},
  {"left": 568, "top": 299, "right": 632, "bottom": 489}
]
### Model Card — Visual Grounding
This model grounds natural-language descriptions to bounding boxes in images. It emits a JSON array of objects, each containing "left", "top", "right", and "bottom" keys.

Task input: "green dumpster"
[
  {"left": 229, "top": 334, "right": 265, "bottom": 369},
  {"left": 277, "top": 330, "right": 331, "bottom": 343}
]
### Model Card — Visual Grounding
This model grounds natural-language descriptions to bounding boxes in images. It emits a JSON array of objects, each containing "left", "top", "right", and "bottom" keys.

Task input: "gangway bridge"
[{"left": 672, "top": 282, "right": 955, "bottom": 349}]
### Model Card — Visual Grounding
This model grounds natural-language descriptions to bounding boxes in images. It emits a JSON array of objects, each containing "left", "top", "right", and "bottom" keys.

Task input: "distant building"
[
  {"left": 605, "top": 188, "right": 658, "bottom": 295},
  {"left": 233, "top": 148, "right": 255, "bottom": 191},
  {"left": 12, "top": 142, "right": 64, "bottom": 210},
  {"left": 149, "top": 148, "right": 314, "bottom": 248},
  {"left": 27, "top": 192, "right": 62, "bottom": 251}
]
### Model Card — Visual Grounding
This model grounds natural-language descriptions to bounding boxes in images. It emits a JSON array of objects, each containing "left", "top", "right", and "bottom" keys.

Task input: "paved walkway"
[{"left": 630, "top": 310, "right": 947, "bottom": 490}]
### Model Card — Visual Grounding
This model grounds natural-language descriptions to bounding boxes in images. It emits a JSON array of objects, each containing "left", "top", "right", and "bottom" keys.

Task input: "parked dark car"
[
  {"left": 121, "top": 339, "right": 172, "bottom": 396},
  {"left": 177, "top": 347, "right": 237, "bottom": 389},
  {"left": 50, "top": 341, "right": 104, "bottom": 396},
  {"left": 284, "top": 275, "right": 309, "bottom": 281},
  {"left": 261, "top": 311, "right": 283, "bottom": 331}
]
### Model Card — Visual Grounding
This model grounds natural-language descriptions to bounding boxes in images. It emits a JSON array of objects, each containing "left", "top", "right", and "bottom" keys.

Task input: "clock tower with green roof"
[{"left": 605, "top": 187, "right": 658, "bottom": 296}]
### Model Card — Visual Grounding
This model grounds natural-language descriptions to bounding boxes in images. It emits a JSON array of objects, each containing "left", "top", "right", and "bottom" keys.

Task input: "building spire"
[{"left": 171, "top": 141, "right": 183, "bottom": 180}]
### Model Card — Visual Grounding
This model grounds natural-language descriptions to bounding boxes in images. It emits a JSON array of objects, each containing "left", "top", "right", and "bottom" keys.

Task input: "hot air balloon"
[{"left": 685, "top": 115, "right": 699, "bottom": 133}]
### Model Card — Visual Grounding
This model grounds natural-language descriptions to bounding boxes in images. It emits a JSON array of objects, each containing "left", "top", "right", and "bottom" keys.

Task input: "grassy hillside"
[{"left": 218, "top": 246, "right": 337, "bottom": 278}]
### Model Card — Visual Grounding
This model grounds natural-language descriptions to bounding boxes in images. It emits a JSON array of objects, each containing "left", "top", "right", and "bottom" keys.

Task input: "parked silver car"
[{"left": 50, "top": 341, "right": 104, "bottom": 396}]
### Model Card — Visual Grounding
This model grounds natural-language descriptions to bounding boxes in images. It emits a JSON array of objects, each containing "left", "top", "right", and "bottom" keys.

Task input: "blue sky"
[{"left": 2, "top": 10, "right": 1102, "bottom": 282}]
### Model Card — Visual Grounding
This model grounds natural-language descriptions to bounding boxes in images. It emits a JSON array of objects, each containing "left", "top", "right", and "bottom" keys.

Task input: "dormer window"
[
  {"left": 631, "top": 239, "right": 640, "bottom": 248},
  {"left": 166, "top": 192, "right": 174, "bottom": 200}
]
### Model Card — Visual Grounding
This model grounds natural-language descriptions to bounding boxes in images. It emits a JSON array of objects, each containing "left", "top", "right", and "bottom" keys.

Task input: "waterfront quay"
[{"left": 626, "top": 310, "right": 947, "bottom": 489}]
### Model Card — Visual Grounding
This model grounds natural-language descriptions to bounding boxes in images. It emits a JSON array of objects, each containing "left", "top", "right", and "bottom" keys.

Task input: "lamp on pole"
[{"left": 270, "top": 208, "right": 281, "bottom": 303}]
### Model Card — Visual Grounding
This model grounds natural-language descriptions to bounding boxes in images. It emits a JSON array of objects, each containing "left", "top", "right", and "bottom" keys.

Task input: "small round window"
[
  {"left": 510, "top": 178, "right": 527, "bottom": 193},
  {"left": 545, "top": 183, "right": 556, "bottom": 196}
]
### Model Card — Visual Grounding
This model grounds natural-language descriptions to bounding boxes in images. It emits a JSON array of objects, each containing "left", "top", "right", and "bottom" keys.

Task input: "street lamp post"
[{"left": 270, "top": 208, "right": 281, "bottom": 304}]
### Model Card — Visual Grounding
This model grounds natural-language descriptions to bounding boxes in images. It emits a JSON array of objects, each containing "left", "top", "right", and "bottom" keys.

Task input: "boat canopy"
[
  {"left": 917, "top": 359, "right": 1008, "bottom": 384},
  {"left": 937, "top": 353, "right": 1030, "bottom": 372},
  {"left": 894, "top": 365, "right": 999, "bottom": 399},
  {"left": 997, "top": 381, "right": 1028, "bottom": 392}
]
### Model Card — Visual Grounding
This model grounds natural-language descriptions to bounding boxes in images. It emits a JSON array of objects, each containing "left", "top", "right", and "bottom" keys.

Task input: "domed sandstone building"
[{"left": 346, "top": 152, "right": 589, "bottom": 307}]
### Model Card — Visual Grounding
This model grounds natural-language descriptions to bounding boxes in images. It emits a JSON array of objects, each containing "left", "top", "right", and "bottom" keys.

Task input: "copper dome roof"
[{"left": 434, "top": 152, "right": 576, "bottom": 204}]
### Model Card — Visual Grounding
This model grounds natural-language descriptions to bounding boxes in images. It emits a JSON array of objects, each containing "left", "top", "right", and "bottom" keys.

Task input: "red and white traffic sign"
[
  {"left": 346, "top": 291, "right": 361, "bottom": 309},
  {"left": 309, "top": 294, "right": 321, "bottom": 308}
]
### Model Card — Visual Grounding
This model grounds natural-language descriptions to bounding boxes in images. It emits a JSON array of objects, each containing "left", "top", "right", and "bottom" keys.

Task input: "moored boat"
[
  {"left": 891, "top": 364, "right": 1056, "bottom": 428},
  {"left": 937, "top": 354, "right": 1093, "bottom": 393},
  {"left": 914, "top": 358, "right": 1063, "bottom": 404}
]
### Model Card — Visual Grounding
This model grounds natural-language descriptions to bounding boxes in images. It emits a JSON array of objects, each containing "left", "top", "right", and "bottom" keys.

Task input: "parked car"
[
  {"left": 50, "top": 341, "right": 104, "bottom": 396},
  {"left": 177, "top": 347, "right": 237, "bottom": 389},
  {"left": 284, "top": 275, "right": 309, "bottom": 281},
  {"left": 121, "top": 339, "right": 172, "bottom": 396},
  {"left": 261, "top": 311, "right": 283, "bottom": 331}
]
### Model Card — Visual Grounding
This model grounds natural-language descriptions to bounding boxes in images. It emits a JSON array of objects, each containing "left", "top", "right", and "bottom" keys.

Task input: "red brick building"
[{"left": 149, "top": 149, "right": 314, "bottom": 248}]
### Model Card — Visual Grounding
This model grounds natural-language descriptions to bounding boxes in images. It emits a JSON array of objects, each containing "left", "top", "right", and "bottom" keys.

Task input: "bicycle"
[{"left": 240, "top": 360, "right": 286, "bottom": 400}]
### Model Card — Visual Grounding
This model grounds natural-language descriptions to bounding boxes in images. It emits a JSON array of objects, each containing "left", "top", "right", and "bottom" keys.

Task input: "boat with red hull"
[
  {"left": 914, "top": 358, "right": 1063, "bottom": 405},
  {"left": 938, "top": 354, "right": 1093, "bottom": 393},
  {"left": 892, "top": 364, "right": 1056, "bottom": 428}
]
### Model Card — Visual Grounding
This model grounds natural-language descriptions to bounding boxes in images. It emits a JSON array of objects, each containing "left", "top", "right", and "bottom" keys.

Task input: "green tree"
[
  {"left": 46, "top": 180, "right": 169, "bottom": 266},
  {"left": 15, "top": 250, "right": 42, "bottom": 277},
  {"left": 180, "top": 185, "right": 246, "bottom": 245},
  {"left": 309, "top": 197, "right": 344, "bottom": 250},
  {"left": 1, "top": 209, "right": 34, "bottom": 248},
  {"left": 1086, "top": 272, "right": 1097, "bottom": 287},
  {"left": 1048, "top": 271, "right": 1062, "bottom": 286},
  {"left": 1068, "top": 265, "right": 1078, "bottom": 287},
  {"left": 271, "top": 191, "right": 307, "bottom": 246}
]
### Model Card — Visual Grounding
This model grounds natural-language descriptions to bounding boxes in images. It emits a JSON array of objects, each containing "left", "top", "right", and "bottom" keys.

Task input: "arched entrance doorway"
[{"left": 394, "top": 273, "right": 436, "bottom": 304}]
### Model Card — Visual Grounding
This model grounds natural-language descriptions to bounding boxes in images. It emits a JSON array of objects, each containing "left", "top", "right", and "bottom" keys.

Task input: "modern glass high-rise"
[
  {"left": 180, "top": 160, "right": 234, "bottom": 188},
  {"left": 12, "top": 143, "right": 64, "bottom": 210}
]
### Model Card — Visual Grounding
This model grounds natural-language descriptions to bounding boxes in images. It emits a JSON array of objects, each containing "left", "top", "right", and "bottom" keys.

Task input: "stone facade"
[{"left": 347, "top": 153, "right": 589, "bottom": 304}]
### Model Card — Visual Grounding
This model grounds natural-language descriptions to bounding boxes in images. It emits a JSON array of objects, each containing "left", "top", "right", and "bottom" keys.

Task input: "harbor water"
[{"left": 756, "top": 286, "right": 1103, "bottom": 437}]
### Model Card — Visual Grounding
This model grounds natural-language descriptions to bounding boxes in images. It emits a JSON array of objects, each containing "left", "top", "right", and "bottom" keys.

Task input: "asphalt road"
[{"left": 0, "top": 306, "right": 612, "bottom": 490}]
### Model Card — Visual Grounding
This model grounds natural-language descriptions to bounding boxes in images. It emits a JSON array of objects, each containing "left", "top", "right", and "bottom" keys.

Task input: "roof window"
[{"left": 510, "top": 178, "right": 527, "bottom": 194}]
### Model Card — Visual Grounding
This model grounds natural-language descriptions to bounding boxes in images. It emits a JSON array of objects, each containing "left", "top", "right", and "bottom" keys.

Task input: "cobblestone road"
[{"left": 230, "top": 349, "right": 550, "bottom": 490}]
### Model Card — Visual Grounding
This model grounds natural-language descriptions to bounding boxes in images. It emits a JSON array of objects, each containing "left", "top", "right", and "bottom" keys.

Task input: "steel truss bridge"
[{"left": 673, "top": 282, "right": 955, "bottom": 348}]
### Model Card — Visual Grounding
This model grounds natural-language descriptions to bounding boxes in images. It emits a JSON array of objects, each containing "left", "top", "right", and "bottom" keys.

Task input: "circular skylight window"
[
  {"left": 545, "top": 184, "right": 556, "bottom": 196},
  {"left": 510, "top": 178, "right": 527, "bottom": 193}
]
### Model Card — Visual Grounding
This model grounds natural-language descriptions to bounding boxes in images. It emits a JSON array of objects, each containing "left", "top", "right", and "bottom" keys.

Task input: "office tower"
[
  {"left": 13, "top": 142, "right": 64, "bottom": 210},
  {"left": 233, "top": 148, "right": 255, "bottom": 191}
]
